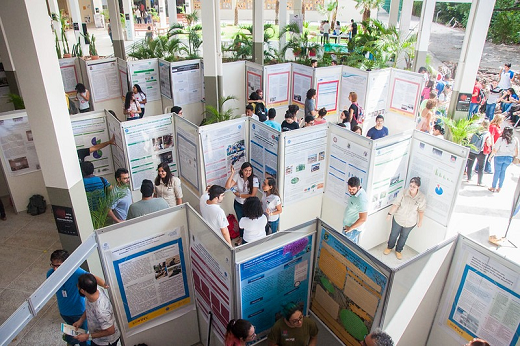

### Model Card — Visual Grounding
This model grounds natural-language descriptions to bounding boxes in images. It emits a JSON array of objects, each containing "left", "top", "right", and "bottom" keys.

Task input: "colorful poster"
[
  {"left": 246, "top": 63, "right": 263, "bottom": 98},
  {"left": 316, "top": 67, "right": 341, "bottom": 115},
  {"left": 311, "top": 229, "right": 388, "bottom": 345},
  {"left": 158, "top": 59, "right": 172, "bottom": 99},
  {"left": 339, "top": 67, "right": 367, "bottom": 113},
  {"left": 176, "top": 125, "right": 200, "bottom": 191},
  {"left": 250, "top": 122, "right": 279, "bottom": 180},
  {"left": 191, "top": 236, "right": 231, "bottom": 341},
  {"left": 170, "top": 61, "right": 204, "bottom": 105},
  {"left": 118, "top": 59, "right": 129, "bottom": 98},
  {"left": 368, "top": 140, "right": 410, "bottom": 213},
  {"left": 128, "top": 59, "right": 161, "bottom": 102},
  {"left": 265, "top": 63, "right": 291, "bottom": 108},
  {"left": 122, "top": 115, "right": 177, "bottom": 191},
  {"left": 365, "top": 69, "right": 390, "bottom": 122},
  {"left": 325, "top": 134, "right": 370, "bottom": 205},
  {"left": 292, "top": 64, "right": 314, "bottom": 106},
  {"left": 72, "top": 116, "right": 114, "bottom": 175},
  {"left": 388, "top": 70, "right": 422, "bottom": 118},
  {"left": 111, "top": 230, "right": 191, "bottom": 328},
  {"left": 238, "top": 235, "right": 314, "bottom": 340},
  {"left": 87, "top": 60, "right": 121, "bottom": 102},
  {"left": 200, "top": 119, "right": 247, "bottom": 187},
  {"left": 59, "top": 58, "right": 79, "bottom": 93},
  {"left": 0, "top": 116, "right": 40, "bottom": 176},
  {"left": 283, "top": 128, "right": 327, "bottom": 205}
]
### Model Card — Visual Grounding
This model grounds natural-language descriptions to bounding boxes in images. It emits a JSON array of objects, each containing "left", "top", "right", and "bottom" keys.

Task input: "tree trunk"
[
  {"left": 363, "top": 8, "right": 370, "bottom": 22},
  {"left": 331, "top": 2, "right": 338, "bottom": 30},
  {"left": 234, "top": 5, "right": 239, "bottom": 26},
  {"left": 302, "top": 0, "right": 305, "bottom": 21},
  {"left": 275, "top": 0, "right": 279, "bottom": 25}
]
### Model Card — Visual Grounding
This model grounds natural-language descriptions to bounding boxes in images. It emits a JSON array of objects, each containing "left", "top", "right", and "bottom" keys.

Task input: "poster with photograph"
[
  {"left": 316, "top": 67, "right": 341, "bottom": 114},
  {"left": 128, "top": 59, "right": 161, "bottom": 102},
  {"left": 0, "top": 115, "right": 40, "bottom": 176},
  {"left": 111, "top": 230, "right": 190, "bottom": 328},
  {"left": 311, "top": 229, "right": 388, "bottom": 345},
  {"left": 158, "top": 59, "right": 172, "bottom": 99},
  {"left": 59, "top": 58, "right": 79, "bottom": 93},
  {"left": 200, "top": 119, "right": 247, "bottom": 187},
  {"left": 87, "top": 60, "right": 122, "bottom": 102},
  {"left": 72, "top": 116, "right": 114, "bottom": 175},
  {"left": 118, "top": 59, "right": 129, "bottom": 98},
  {"left": 170, "top": 60, "right": 204, "bottom": 105},
  {"left": 122, "top": 115, "right": 177, "bottom": 190},
  {"left": 246, "top": 63, "right": 263, "bottom": 99},
  {"left": 365, "top": 69, "right": 390, "bottom": 122},
  {"left": 264, "top": 63, "right": 291, "bottom": 108},
  {"left": 339, "top": 67, "right": 368, "bottom": 112},
  {"left": 388, "top": 70, "right": 423, "bottom": 118},
  {"left": 283, "top": 128, "right": 327, "bottom": 205},
  {"left": 176, "top": 125, "right": 200, "bottom": 191},
  {"left": 292, "top": 64, "right": 314, "bottom": 106},
  {"left": 238, "top": 235, "right": 314, "bottom": 341},
  {"left": 250, "top": 122, "right": 279, "bottom": 180}
]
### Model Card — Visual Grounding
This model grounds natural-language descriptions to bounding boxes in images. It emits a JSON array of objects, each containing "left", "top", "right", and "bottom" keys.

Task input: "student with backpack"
[{"left": 466, "top": 120, "right": 492, "bottom": 187}]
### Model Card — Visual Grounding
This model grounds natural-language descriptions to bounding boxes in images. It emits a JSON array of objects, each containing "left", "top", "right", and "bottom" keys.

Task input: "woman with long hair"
[
  {"left": 417, "top": 100, "right": 436, "bottom": 133},
  {"left": 239, "top": 197, "right": 267, "bottom": 244},
  {"left": 154, "top": 162, "right": 183, "bottom": 206},
  {"left": 225, "top": 162, "right": 259, "bottom": 245},
  {"left": 132, "top": 84, "right": 147, "bottom": 118},
  {"left": 262, "top": 177, "right": 282, "bottom": 234},
  {"left": 123, "top": 91, "right": 141, "bottom": 120},
  {"left": 225, "top": 319, "right": 256, "bottom": 346},
  {"left": 281, "top": 105, "right": 302, "bottom": 132},
  {"left": 498, "top": 87, "right": 518, "bottom": 113},
  {"left": 489, "top": 127, "right": 519, "bottom": 192},
  {"left": 347, "top": 92, "right": 360, "bottom": 128},
  {"left": 75, "top": 83, "right": 90, "bottom": 113},
  {"left": 485, "top": 114, "right": 504, "bottom": 173},
  {"left": 432, "top": 124, "right": 445, "bottom": 138}
]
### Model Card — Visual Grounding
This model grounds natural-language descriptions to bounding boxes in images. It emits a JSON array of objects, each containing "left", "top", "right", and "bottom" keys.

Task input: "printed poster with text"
[
  {"left": 238, "top": 235, "right": 314, "bottom": 341},
  {"left": 365, "top": 69, "right": 390, "bottom": 122},
  {"left": 128, "top": 59, "right": 161, "bottom": 102},
  {"left": 87, "top": 60, "right": 122, "bottom": 102},
  {"left": 246, "top": 63, "right": 263, "bottom": 98},
  {"left": 316, "top": 67, "right": 341, "bottom": 115},
  {"left": 171, "top": 61, "right": 204, "bottom": 106},
  {"left": 325, "top": 134, "right": 370, "bottom": 205},
  {"left": 311, "top": 229, "right": 388, "bottom": 345},
  {"left": 292, "top": 64, "right": 314, "bottom": 106},
  {"left": 59, "top": 58, "right": 78, "bottom": 93},
  {"left": 158, "top": 59, "right": 172, "bottom": 99},
  {"left": 201, "top": 119, "right": 247, "bottom": 187},
  {"left": 339, "top": 67, "right": 367, "bottom": 113},
  {"left": 106, "top": 113, "right": 127, "bottom": 171},
  {"left": 176, "top": 124, "right": 200, "bottom": 191},
  {"left": 389, "top": 70, "right": 423, "bottom": 118},
  {"left": 407, "top": 140, "right": 463, "bottom": 226},
  {"left": 72, "top": 116, "right": 114, "bottom": 175},
  {"left": 110, "top": 230, "right": 191, "bottom": 329},
  {"left": 444, "top": 243, "right": 520, "bottom": 346},
  {"left": 0, "top": 116, "right": 40, "bottom": 176},
  {"left": 118, "top": 59, "right": 129, "bottom": 98},
  {"left": 265, "top": 63, "right": 291, "bottom": 108},
  {"left": 250, "top": 122, "right": 279, "bottom": 180},
  {"left": 122, "top": 115, "right": 177, "bottom": 191},
  {"left": 283, "top": 128, "right": 327, "bottom": 205}
]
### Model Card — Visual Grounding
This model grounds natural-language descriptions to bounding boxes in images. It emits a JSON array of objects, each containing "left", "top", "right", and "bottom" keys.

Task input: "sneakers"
[
  {"left": 396, "top": 252, "right": 403, "bottom": 260},
  {"left": 383, "top": 248, "right": 392, "bottom": 255}
]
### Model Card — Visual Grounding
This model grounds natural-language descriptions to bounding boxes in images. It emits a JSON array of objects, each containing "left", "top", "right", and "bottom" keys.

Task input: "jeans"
[
  {"left": 468, "top": 103, "right": 479, "bottom": 118},
  {"left": 91, "top": 338, "right": 119, "bottom": 346},
  {"left": 61, "top": 314, "right": 88, "bottom": 346},
  {"left": 345, "top": 229, "right": 361, "bottom": 244},
  {"left": 492, "top": 156, "right": 513, "bottom": 188},
  {"left": 502, "top": 103, "right": 513, "bottom": 113},
  {"left": 387, "top": 218, "right": 415, "bottom": 253},
  {"left": 467, "top": 151, "right": 487, "bottom": 185},
  {"left": 234, "top": 200, "right": 244, "bottom": 238},
  {"left": 266, "top": 219, "right": 279, "bottom": 235},
  {"left": 485, "top": 103, "right": 496, "bottom": 120}
]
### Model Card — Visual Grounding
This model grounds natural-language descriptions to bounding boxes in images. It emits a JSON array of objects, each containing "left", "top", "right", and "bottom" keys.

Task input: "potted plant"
[
  {"left": 200, "top": 95, "right": 238, "bottom": 125},
  {"left": 71, "top": 37, "right": 82, "bottom": 57},
  {"left": 89, "top": 34, "right": 99, "bottom": 59},
  {"left": 55, "top": 31, "right": 62, "bottom": 59},
  {"left": 61, "top": 28, "right": 71, "bottom": 57}
]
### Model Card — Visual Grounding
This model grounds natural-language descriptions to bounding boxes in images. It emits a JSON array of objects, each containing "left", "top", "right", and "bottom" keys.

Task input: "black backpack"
[
  {"left": 27, "top": 194, "right": 47, "bottom": 216},
  {"left": 254, "top": 102, "right": 267, "bottom": 122}
]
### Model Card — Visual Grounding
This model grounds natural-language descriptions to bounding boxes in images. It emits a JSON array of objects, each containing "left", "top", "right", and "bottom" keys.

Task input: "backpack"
[
  {"left": 476, "top": 89, "right": 486, "bottom": 104},
  {"left": 226, "top": 214, "right": 240, "bottom": 240},
  {"left": 254, "top": 102, "right": 267, "bottom": 122},
  {"left": 27, "top": 194, "right": 47, "bottom": 216},
  {"left": 469, "top": 132, "right": 485, "bottom": 154},
  {"left": 354, "top": 102, "right": 365, "bottom": 124}
]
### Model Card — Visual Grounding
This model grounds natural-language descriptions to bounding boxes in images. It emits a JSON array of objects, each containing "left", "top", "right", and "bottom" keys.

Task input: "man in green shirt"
[
  {"left": 268, "top": 302, "right": 318, "bottom": 346},
  {"left": 343, "top": 176, "right": 368, "bottom": 244}
]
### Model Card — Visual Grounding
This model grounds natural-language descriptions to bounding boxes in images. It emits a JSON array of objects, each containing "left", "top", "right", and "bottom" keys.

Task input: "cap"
[{"left": 140, "top": 179, "right": 154, "bottom": 197}]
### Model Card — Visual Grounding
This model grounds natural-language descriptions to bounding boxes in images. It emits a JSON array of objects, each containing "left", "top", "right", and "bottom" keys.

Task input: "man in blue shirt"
[
  {"left": 107, "top": 168, "right": 132, "bottom": 223},
  {"left": 366, "top": 115, "right": 389, "bottom": 140},
  {"left": 81, "top": 161, "right": 111, "bottom": 212},
  {"left": 343, "top": 177, "right": 368, "bottom": 244},
  {"left": 264, "top": 108, "right": 281, "bottom": 131}
]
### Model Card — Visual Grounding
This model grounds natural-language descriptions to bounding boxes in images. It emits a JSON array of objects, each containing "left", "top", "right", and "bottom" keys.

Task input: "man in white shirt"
[
  {"left": 244, "top": 104, "right": 259, "bottom": 121},
  {"left": 200, "top": 185, "right": 232, "bottom": 245},
  {"left": 498, "top": 63, "right": 515, "bottom": 90}
]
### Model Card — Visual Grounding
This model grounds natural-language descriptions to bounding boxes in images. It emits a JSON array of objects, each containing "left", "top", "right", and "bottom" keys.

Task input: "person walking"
[{"left": 488, "top": 127, "right": 519, "bottom": 193}]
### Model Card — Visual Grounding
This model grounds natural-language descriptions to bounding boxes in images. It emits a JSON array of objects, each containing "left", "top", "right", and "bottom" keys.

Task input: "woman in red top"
[
  {"left": 485, "top": 114, "right": 504, "bottom": 174},
  {"left": 225, "top": 319, "right": 256, "bottom": 346}
]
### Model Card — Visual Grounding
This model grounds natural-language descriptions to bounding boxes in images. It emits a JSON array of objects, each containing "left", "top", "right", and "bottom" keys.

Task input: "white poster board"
[
  {"left": 0, "top": 115, "right": 40, "bottom": 176},
  {"left": 365, "top": 69, "right": 391, "bottom": 121},
  {"left": 388, "top": 69, "right": 423, "bottom": 118},
  {"left": 170, "top": 60, "right": 204, "bottom": 106},
  {"left": 106, "top": 111, "right": 126, "bottom": 170},
  {"left": 245, "top": 62, "right": 263, "bottom": 99},
  {"left": 339, "top": 66, "right": 368, "bottom": 113},
  {"left": 59, "top": 58, "right": 79, "bottom": 93},
  {"left": 175, "top": 117, "right": 200, "bottom": 192},
  {"left": 159, "top": 59, "right": 172, "bottom": 99},
  {"left": 315, "top": 66, "right": 342, "bottom": 115},
  {"left": 291, "top": 63, "right": 314, "bottom": 107},
  {"left": 249, "top": 120, "right": 280, "bottom": 180},
  {"left": 264, "top": 63, "right": 291, "bottom": 108},
  {"left": 128, "top": 59, "right": 161, "bottom": 102},
  {"left": 118, "top": 59, "right": 129, "bottom": 98},
  {"left": 86, "top": 59, "right": 122, "bottom": 102}
]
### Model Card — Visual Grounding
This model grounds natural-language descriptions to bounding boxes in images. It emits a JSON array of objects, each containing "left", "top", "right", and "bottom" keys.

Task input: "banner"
[
  {"left": 87, "top": 60, "right": 121, "bottom": 102},
  {"left": 246, "top": 63, "right": 263, "bottom": 99},
  {"left": 171, "top": 60, "right": 204, "bottom": 105},
  {"left": 128, "top": 59, "right": 161, "bottom": 102},
  {"left": 264, "top": 63, "right": 291, "bottom": 108},
  {"left": 158, "top": 59, "right": 172, "bottom": 99},
  {"left": 365, "top": 69, "right": 390, "bottom": 122},
  {"left": 291, "top": 63, "right": 314, "bottom": 106},
  {"left": 176, "top": 124, "right": 200, "bottom": 191},
  {"left": 59, "top": 58, "right": 79, "bottom": 93},
  {"left": 388, "top": 70, "right": 423, "bottom": 118},
  {"left": 250, "top": 122, "right": 279, "bottom": 180},
  {"left": 339, "top": 67, "right": 367, "bottom": 113},
  {"left": 315, "top": 66, "right": 342, "bottom": 115},
  {"left": 0, "top": 115, "right": 40, "bottom": 176}
]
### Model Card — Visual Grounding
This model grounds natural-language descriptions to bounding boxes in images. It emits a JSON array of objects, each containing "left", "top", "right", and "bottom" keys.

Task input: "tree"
[
  {"left": 279, "top": 22, "right": 323, "bottom": 65},
  {"left": 168, "top": 11, "right": 203, "bottom": 59},
  {"left": 354, "top": 0, "right": 384, "bottom": 22},
  {"left": 201, "top": 96, "right": 238, "bottom": 125},
  {"left": 317, "top": 1, "right": 339, "bottom": 30},
  {"left": 375, "top": 25, "right": 417, "bottom": 69}
]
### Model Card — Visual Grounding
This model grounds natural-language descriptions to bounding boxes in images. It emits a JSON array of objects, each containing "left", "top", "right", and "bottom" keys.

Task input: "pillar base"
[
  {"left": 112, "top": 39, "right": 126, "bottom": 60},
  {"left": 413, "top": 50, "right": 428, "bottom": 72},
  {"left": 253, "top": 42, "right": 263, "bottom": 65},
  {"left": 5, "top": 70, "right": 20, "bottom": 96}
]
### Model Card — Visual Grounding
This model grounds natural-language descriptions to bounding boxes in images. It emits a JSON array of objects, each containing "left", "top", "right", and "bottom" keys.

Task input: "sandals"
[
  {"left": 488, "top": 187, "right": 496, "bottom": 192},
  {"left": 496, "top": 188, "right": 501, "bottom": 193}
]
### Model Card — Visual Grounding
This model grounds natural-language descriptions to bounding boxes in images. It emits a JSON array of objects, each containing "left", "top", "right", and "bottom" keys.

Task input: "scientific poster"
[
  {"left": 72, "top": 116, "right": 114, "bottom": 175},
  {"left": 311, "top": 229, "right": 388, "bottom": 345},
  {"left": 158, "top": 59, "right": 172, "bottom": 99},
  {"left": 122, "top": 115, "right": 177, "bottom": 191},
  {"left": 339, "top": 67, "right": 367, "bottom": 113},
  {"left": 292, "top": 64, "right": 314, "bottom": 106},
  {"left": 325, "top": 134, "right": 371, "bottom": 205},
  {"left": 388, "top": 70, "right": 423, "bottom": 118},
  {"left": 250, "top": 122, "right": 279, "bottom": 180},
  {"left": 200, "top": 119, "right": 247, "bottom": 187},
  {"left": 407, "top": 139, "right": 463, "bottom": 226},
  {"left": 59, "top": 58, "right": 79, "bottom": 93},
  {"left": 176, "top": 125, "right": 200, "bottom": 191},
  {"left": 118, "top": 59, "right": 129, "bottom": 97},
  {"left": 106, "top": 112, "right": 126, "bottom": 171},
  {"left": 191, "top": 236, "right": 231, "bottom": 341},
  {"left": 368, "top": 140, "right": 410, "bottom": 213},
  {"left": 246, "top": 63, "right": 263, "bottom": 98},
  {"left": 264, "top": 63, "right": 291, "bottom": 108},
  {"left": 128, "top": 59, "right": 161, "bottom": 102},
  {"left": 316, "top": 67, "right": 341, "bottom": 114},
  {"left": 87, "top": 60, "right": 122, "bottom": 102},
  {"left": 365, "top": 69, "right": 390, "bottom": 122},
  {"left": 238, "top": 235, "right": 314, "bottom": 340},
  {"left": 283, "top": 128, "right": 327, "bottom": 205},
  {"left": 111, "top": 230, "right": 190, "bottom": 328},
  {"left": 170, "top": 61, "right": 204, "bottom": 105},
  {"left": 0, "top": 116, "right": 40, "bottom": 176}
]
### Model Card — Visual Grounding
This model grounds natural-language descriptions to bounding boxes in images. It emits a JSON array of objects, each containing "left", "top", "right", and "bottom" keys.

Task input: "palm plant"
[
  {"left": 201, "top": 95, "right": 238, "bottom": 125},
  {"left": 374, "top": 25, "right": 417, "bottom": 68},
  {"left": 128, "top": 35, "right": 184, "bottom": 61},
  {"left": 279, "top": 22, "right": 322, "bottom": 65},
  {"left": 442, "top": 115, "right": 480, "bottom": 147},
  {"left": 317, "top": 0, "right": 339, "bottom": 30},
  {"left": 354, "top": 0, "right": 385, "bottom": 22},
  {"left": 87, "top": 187, "right": 127, "bottom": 229},
  {"left": 168, "top": 11, "right": 203, "bottom": 59}
]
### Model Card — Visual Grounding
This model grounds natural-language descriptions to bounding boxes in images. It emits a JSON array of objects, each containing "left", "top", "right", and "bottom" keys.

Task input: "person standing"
[
  {"left": 123, "top": 91, "right": 141, "bottom": 120},
  {"left": 366, "top": 115, "right": 389, "bottom": 140},
  {"left": 304, "top": 89, "right": 318, "bottom": 118},
  {"left": 154, "top": 162, "right": 183, "bottom": 207},
  {"left": 488, "top": 127, "right": 519, "bottom": 193},
  {"left": 132, "top": 84, "right": 147, "bottom": 118},
  {"left": 485, "top": 114, "right": 504, "bottom": 174},
  {"left": 264, "top": 108, "right": 281, "bottom": 131},
  {"left": 468, "top": 78, "right": 482, "bottom": 118},
  {"left": 466, "top": 120, "right": 492, "bottom": 187},
  {"left": 343, "top": 177, "right": 368, "bottom": 244},
  {"left": 244, "top": 104, "right": 259, "bottom": 121},
  {"left": 498, "top": 63, "right": 515, "bottom": 91},
  {"left": 75, "top": 83, "right": 90, "bottom": 113},
  {"left": 199, "top": 185, "right": 231, "bottom": 245},
  {"left": 267, "top": 302, "right": 318, "bottom": 346},
  {"left": 127, "top": 179, "right": 169, "bottom": 219},
  {"left": 107, "top": 168, "right": 132, "bottom": 223},
  {"left": 350, "top": 19, "right": 357, "bottom": 40},
  {"left": 73, "top": 274, "right": 120, "bottom": 346},
  {"left": 281, "top": 105, "right": 302, "bottom": 132},
  {"left": 347, "top": 92, "right": 360, "bottom": 128},
  {"left": 262, "top": 177, "right": 282, "bottom": 234},
  {"left": 225, "top": 319, "right": 256, "bottom": 346},
  {"left": 81, "top": 161, "right": 111, "bottom": 212},
  {"left": 485, "top": 80, "right": 501, "bottom": 121},
  {"left": 239, "top": 197, "right": 267, "bottom": 245}
]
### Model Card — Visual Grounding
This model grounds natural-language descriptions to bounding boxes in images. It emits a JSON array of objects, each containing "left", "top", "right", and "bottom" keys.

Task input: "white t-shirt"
[
  {"left": 240, "top": 215, "right": 267, "bottom": 243},
  {"left": 134, "top": 92, "right": 146, "bottom": 109},
  {"left": 199, "top": 194, "right": 229, "bottom": 234},
  {"left": 495, "top": 137, "right": 519, "bottom": 157},
  {"left": 232, "top": 173, "right": 259, "bottom": 204},
  {"left": 262, "top": 193, "right": 281, "bottom": 222},
  {"left": 243, "top": 114, "right": 259, "bottom": 121}
]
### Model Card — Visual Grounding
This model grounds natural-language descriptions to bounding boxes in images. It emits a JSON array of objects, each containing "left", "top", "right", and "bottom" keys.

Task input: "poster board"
[
  {"left": 245, "top": 61, "right": 263, "bottom": 100},
  {"left": 291, "top": 63, "right": 314, "bottom": 107},
  {"left": 59, "top": 57, "right": 79, "bottom": 93},
  {"left": 86, "top": 58, "right": 122, "bottom": 103},
  {"left": 388, "top": 69, "right": 423, "bottom": 118},
  {"left": 170, "top": 59, "right": 204, "bottom": 106},
  {"left": 264, "top": 63, "right": 291, "bottom": 108},
  {"left": 249, "top": 119, "right": 280, "bottom": 180},
  {"left": 174, "top": 115, "right": 201, "bottom": 193},
  {"left": 158, "top": 59, "right": 172, "bottom": 99},
  {"left": 118, "top": 58, "right": 129, "bottom": 98},
  {"left": 222, "top": 61, "right": 247, "bottom": 117},
  {"left": 339, "top": 66, "right": 368, "bottom": 113},
  {"left": 315, "top": 66, "right": 342, "bottom": 115},
  {"left": 365, "top": 69, "right": 391, "bottom": 122},
  {"left": 121, "top": 114, "right": 177, "bottom": 191},
  {"left": 105, "top": 110, "right": 127, "bottom": 171},
  {"left": 128, "top": 58, "right": 161, "bottom": 102}
]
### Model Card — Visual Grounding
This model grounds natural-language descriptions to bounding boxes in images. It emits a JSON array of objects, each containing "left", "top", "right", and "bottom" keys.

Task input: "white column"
[
  {"left": 159, "top": 0, "right": 167, "bottom": 28},
  {"left": 47, "top": 0, "right": 62, "bottom": 38},
  {"left": 122, "top": 0, "right": 135, "bottom": 41},
  {"left": 0, "top": 17, "right": 20, "bottom": 95},
  {"left": 168, "top": 0, "right": 178, "bottom": 25},
  {"left": 201, "top": 0, "right": 223, "bottom": 108},
  {"left": 107, "top": 0, "right": 125, "bottom": 59},
  {"left": 252, "top": 0, "right": 264, "bottom": 65},
  {"left": 279, "top": 0, "right": 287, "bottom": 51},
  {"left": 388, "top": 0, "right": 399, "bottom": 28},
  {"left": 397, "top": 0, "right": 413, "bottom": 68},
  {"left": 293, "top": 0, "right": 302, "bottom": 15},
  {"left": 413, "top": 0, "right": 436, "bottom": 71},
  {"left": 67, "top": 0, "right": 85, "bottom": 47}
]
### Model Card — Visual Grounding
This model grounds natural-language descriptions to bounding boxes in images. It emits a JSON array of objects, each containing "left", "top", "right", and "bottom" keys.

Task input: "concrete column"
[
  {"left": 293, "top": 0, "right": 302, "bottom": 15},
  {"left": 122, "top": 0, "right": 135, "bottom": 41},
  {"left": 167, "top": 0, "right": 178, "bottom": 25},
  {"left": 448, "top": 0, "right": 496, "bottom": 119},
  {"left": 107, "top": 0, "right": 126, "bottom": 59},
  {"left": 201, "top": 0, "right": 223, "bottom": 109},
  {"left": 67, "top": 0, "right": 86, "bottom": 48},
  {"left": 252, "top": 0, "right": 264, "bottom": 65},
  {"left": 388, "top": 0, "right": 399, "bottom": 28},
  {"left": 0, "top": 17, "right": 20, "bottom": 96},
  {"left": 158, "top": 0, "right": 167, "bottom": 29},
  {"left": 413, "top": 0, "right": 436, "bottom": 72},
  {"left": 279, "top": 0, "right": 287, "bottom": 52},
  {"left": 0, "top": 0, "right": 97, "bottom": 266},
  {"left": 92, "top": 0, "right": 103, "bottom": 13},
  {"left": 47, "top": 0, "right": 63, "bottom": 39},
  {"left": 397, "top": 0, "right": 413, "bottom": 68}
]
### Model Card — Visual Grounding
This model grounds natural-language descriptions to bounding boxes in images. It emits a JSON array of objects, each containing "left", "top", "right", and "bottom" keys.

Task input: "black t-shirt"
[
  {"left": 77, "top": 148, "right": 90, "bottom": 163},
  {"left": 281, "top": 121, "right": 299, "bottom": 132},
  {"left": 352, "top": 22, "right": 358, "bottom": 36},
  {"left": 346, "top": 104, "right": 359, "bottom": 128}
]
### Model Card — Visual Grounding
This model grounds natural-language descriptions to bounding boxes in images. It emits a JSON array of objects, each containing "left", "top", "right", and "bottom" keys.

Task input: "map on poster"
[
  {"left": 283, "top": 128, "right": 327, "bottom": 205},
  {"left": 171, "top": 61, "right": 203, "bottom": 105},
  {"left": 191, "top": 235, "right": 231, "bottom": 341},
  {"left": 0, "top": 116, "right": 40, "bottom": 176},
  {"left": 201, "top": 119, "right": 247, "bottom": 187},
  {"left": 407, "top": 140, "right": 463, "bottom": 226},
  {"left": 176, "top": 124, "right": 200, "bottom": 191},
  {"left": 72, "top": 116, "right": 114, "bottom": 175},
  {"left": 122, "top": 115, "right": 177, "bottom": 191},
  {"left": 238, "top": 235, "right": 314, "bottom": 340},
  {"left": 158, "top": 59, "right": 172, "bottom": 99},
  {"left": 325, "top": 134, "right": 370, "bottom": 205},
  {"left": 250, "top": 122, "right": 279, "bottom": 180},
  {"left": 265, "top": 63, "right": 290, "bottom": 108},
  {"left": 339, "top": 68, "right": 367, "bottom": 112},
  {"left": 389, "top": 71, "right": 422, "bottom": 118},
  {"left": 292, "top": 64, "right": 313, "bottom": 106},
  {"left": 128, "top": 59, "right": 161, "bottom": 102},
  {"left": 111, "top": 230, "right": 191, "bottom": 328},
  {"left": 246, "top": 63, "right": 263, "bottom": 98},
  {"left": 369, "top": 140, "right": 410, "bottom": 213},
  {"left": 87, "top": 60, "right": 121, "bottom": 102},
  {"left": 311, "top": 229, "right": 388, "bottom": 345},
  {"left": 365, "top": 69, "right": 390, "bottom": 121},
  {"left": 59, "top": 58, "right": 78, "bottom": 93},
  {"left": 118, "top": 59, "right": 129, "bottom": 97}
]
